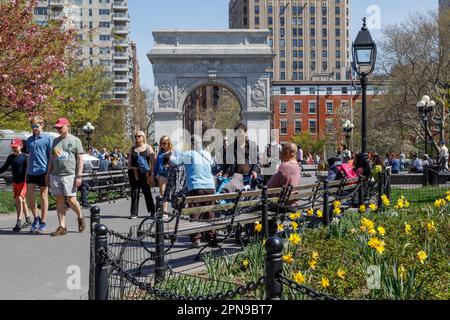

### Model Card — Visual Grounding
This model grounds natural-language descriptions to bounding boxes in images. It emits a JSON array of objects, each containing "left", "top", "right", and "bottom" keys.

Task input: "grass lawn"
[{"left": 391, "top": 186, "right": 449, "bottom": 204}]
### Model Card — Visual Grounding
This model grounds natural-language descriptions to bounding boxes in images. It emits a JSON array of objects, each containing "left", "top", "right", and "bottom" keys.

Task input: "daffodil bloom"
[
  {"left": 375, "top": 241, "right": 385, "bottom": 254},
  {"left": 316, "top": 210, "right": 323, "bottom": 218},
  {"left": 337, "top": 268, "right": 346, "bottom": 280},
  {"left": 399, "top": 265, "right": 406, "bottom": 278},
  {"left": 262, "top": 238, "right": 267, "bottom": 246},
  {"left": 277, "top": 224, "right": 284, "bottom": 232},
  {"left": 427, "top": 221, "right": 437, "bottom": 232},
  {"left": 381, "top": 195, "right": 390, "bottom": 206},
  {"left": 417, "top": 250, "right": 428, "bottom": 264},
  {"left": 293, "top": 272, "right": 305, "bottom": 284},
  {"left": 333, "top": 207, "right": 342, "bottom": 216},
  {"left": 333, "top": 200, "right": 341, "bottom": 208},
  {"left": 292, "top": 221, "right": 299, "bottom": 231},
  {"left": 307, "top": 208, "right": 314, "bottom": 216},
  {"left": 369, "top": 203, "right": 378, "bottom": 212},
  {"left": 289, "top": 213, "right": 297, "bottom": 221},
  {"left": 446, "top": 190, "right": 450, "bottom": 196},
  {"left": 312, "top": 251, "right": 320, "bottom": 260},
  {"left": 359, "top": 204, "right": 367, "bottom": 213},
  {"left": 283, "top": 254, "right": 294, "bottom": 264},
  {"left": 242, "top": 259, "right": 249, "bottom": 269},
  {"left": 446, "top": 194, "right": 450, "bottom": 202},
  {"left": 405, "top": 223, "right": 412, "bottom": 235},
  {"left": 320, "top": 277, "right": 330, "bottom": 289},
  {"left": 434, "top": 198, "right": 446, "bottom": 208},
  {"left": 289, "top": 233, "right": 301, "bottom": 245},
  {"left": 254, "top": 222, "right": 262, "bottom": 233},
  {"left": 308, "top": 259, "right": 318, "bottom": 270},
  {"left": 377, "top": 226, "right": 386, "bottom": 236},
  {"left": 368, "top": 228, "right": 377, "bottom": 236},
  {"left": 368, "top": 237, "right": 381, "bottom": 249}
]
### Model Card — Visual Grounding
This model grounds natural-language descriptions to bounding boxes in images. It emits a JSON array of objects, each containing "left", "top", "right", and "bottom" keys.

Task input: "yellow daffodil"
[
  {"left": 427, "top": 221, "right": 437, "bottom": 232},
  {"left": 417, "top": 250, "right": 428, "bottom": 264},
  {"left": 369, "top": 203, "right": 378, "bottom": 212},
  {"left": 337, "top": 268, "right": 346, "bottom": 280},
  {"left": 283, "top": 253, "right": 294, "bottom": 264},
  {"left": 405, "top": 223, "right": 412, "bottom": 235},
  {"left": 446, "top": 194, "right": 450, "bottom": 202},
  {"left": 277, "top": 224, "right": 284, "bottom": 232},
  {"left": 434, "top": 198, "right": 446, "bottom": 208},
  {"left": 375, "top": 241, "right": 385, "bottom": 254},
  {"left": 395, "top": 196, "right": 410, "bottom": 209},
  {"left": 289, "top": 233, "right": 301, "bottom": 245},
  {"left": 333, "top": 207, "right": 342, "bottom": 216},
  {"left": 320, "top": 277, "right": 330, "bottom": 289},
  {"left": 312, "top": 251, "right": 320, "bottom": 260},
  {"left": 309, "top": 259, "right": 318, "bottom": 270},
  {"left": 316, "top": 210, "right": 323, "bottom": 218},
  {"left": 359, "top": 204, "right": 367, "bottom": 213},
  {"left": 262, "top": 238, "right": 267, "bottom": 246},
  {"left": 360, "top": 218, "right": 375, "bottom": 233},
  {"left": 290, "top": 212, "right": 301, "bottom": 220},
  {"left": 368, "top": 237, "right": 385, "bottom": 254},
  {"left": 307, "top": 208, "right": 314, "bottom": 216},
  {"left": 242, "top": 259, "right": 249, "bottom": 269},
  {"left": 292, "top": 221, "right": 299, "bottom": 231},
  {"left": 399, "top": 265, "right": 406, "bottom": 278},
  {"left": 377, "top": 226, "right": 386, "bottom": 236},
  {"left": 333, "top": 200, "right": 341, "bottom": 208},
  {"left": 446, "top": 190, "right": 450, "bottom": 196},
  {"left": 368, "top": 228, "right": 377, "bottom": 236},
  {"left": 293, "top": 272, "right": 305, "bottom": 284},
  {"left": 381, "top": 195, "right": 390, "bottom": 206},
  {"left": 254, "top": 222, "right": 263, "bottom": 233}
]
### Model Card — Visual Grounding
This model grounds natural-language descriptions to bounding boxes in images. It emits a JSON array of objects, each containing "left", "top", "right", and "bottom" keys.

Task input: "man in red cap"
[
  {"left": 47, "top": 118, "right": 86, "bottom": 236},
  {"left": 0, "top": 139, "right": 31, "bottom": 232}
]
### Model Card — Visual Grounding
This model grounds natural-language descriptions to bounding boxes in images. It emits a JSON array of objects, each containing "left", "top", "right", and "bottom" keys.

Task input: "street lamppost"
[
  {"left": 352, "top": 18, "right": 377, "bottom": 156},
  {"left": 83, "top": 122, "right": 95, "bottom": 150},
  {"left": 342, "top": 120, "right": 354, "bottom": 150},
  {"left": 416, "top": 95, "right": 436, "bottom": 156}
]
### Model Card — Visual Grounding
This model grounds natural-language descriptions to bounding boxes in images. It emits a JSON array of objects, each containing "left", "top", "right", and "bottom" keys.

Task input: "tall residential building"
[
  {"left": 229, "top": 0, "right": 351, "bottom": 82},
  {"left": 33, "top": 0, "right": 133, "bottom": 106},
  {"left": 440, "top": 0, "right": 450, "bottom": 12}
]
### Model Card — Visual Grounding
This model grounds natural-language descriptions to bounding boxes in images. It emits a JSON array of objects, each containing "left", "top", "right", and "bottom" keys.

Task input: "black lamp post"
[
  {"left": 342, "top": 120, "right": 354, "bottom": 149},
  {"left": 352, "top": 18, "right": 377, "bottom": 156},
  {"left": 416, "top": 95, "right": 436, "bottom": 156},
  {"left": 83, "top": 122, "right": 95, "bottom": 150}
]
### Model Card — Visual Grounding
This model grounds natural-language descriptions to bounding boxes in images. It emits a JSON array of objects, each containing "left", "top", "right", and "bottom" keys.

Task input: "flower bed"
[{"left": 202, "top": 193, "right": 450, "bottom": 300}]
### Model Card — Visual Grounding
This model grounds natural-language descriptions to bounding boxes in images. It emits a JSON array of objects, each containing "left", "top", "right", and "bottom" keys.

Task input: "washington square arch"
[{"left": 147, "top": 30, "right": 275, "bottom": 149}]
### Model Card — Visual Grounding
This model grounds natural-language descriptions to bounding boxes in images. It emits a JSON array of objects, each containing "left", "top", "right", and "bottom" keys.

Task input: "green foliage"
[
  {"left": 291, "top": 132, "right": 327, "bottom": 156},
  {"left": 47, "top": 65, "right": 113, "bottom": 129}
]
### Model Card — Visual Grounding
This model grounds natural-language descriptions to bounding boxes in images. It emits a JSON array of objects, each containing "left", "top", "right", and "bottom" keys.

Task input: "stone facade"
[{"left": 148, "top": 30, "right": 275, "bottom": 147}]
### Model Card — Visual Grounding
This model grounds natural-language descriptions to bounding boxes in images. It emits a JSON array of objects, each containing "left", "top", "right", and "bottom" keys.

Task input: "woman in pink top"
[{"left": 267, "top": 143, "right": 301, "bottom": 188}]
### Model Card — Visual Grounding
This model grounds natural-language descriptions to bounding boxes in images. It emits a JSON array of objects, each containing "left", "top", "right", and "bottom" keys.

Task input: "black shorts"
[{"left": 26, "top": 174, "right": 47, "bottom": 187}]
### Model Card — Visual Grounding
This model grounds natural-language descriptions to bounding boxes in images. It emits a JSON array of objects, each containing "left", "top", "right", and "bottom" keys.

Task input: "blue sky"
[{"left": 129, "top": 0, "right": 438, "bottom": 90}]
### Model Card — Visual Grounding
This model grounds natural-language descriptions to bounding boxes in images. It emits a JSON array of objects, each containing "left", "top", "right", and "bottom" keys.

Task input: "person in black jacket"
[{"left": 0, "top": 139, "right": 31, "bottom": 232}]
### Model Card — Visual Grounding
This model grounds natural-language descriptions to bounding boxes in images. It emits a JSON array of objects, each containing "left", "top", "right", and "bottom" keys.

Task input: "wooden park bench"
[{"left": 81, "top": 169, "right": 130, "bottom": 203}]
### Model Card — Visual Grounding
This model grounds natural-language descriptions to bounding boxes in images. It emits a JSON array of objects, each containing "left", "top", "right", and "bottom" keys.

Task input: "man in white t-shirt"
[{"left": 439, "top": 141, "right": 449, "bottom": 172}]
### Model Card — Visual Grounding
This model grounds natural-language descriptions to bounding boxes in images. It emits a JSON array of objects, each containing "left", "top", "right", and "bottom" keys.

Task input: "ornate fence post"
[
  {"left": 155, "top": 196, "right": 166, "bottom": 283},
  {"left": 88, "top": 206, "right": 101, "bottom": 300},
  {"left": 358, "top": 176, "right": 364, "bottom": 207},
  {"left": 385, "top": 170, "right": 392, "bottom": 200},
  {"left": 423, "top": 164, "right": 429, "bottom": 187},
  {"left": 265, "top": 236, "right": 283, "bottom": 300},
  {"left": 94, "top": 224, "right": 109, "bottom": 300},
  {"left": 261, "top": 186, "right": 269, "bottom": 240},
  {"left": 377, "top": 172, "right": 384, "bottom": 211},
  {"left": 322, "top": 179, "right": 330, "bottom": 226}
]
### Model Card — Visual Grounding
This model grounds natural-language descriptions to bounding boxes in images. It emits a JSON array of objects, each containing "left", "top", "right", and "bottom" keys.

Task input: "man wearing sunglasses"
[{"left": 25, "top": 116, "right": 53, "bottom": 234}]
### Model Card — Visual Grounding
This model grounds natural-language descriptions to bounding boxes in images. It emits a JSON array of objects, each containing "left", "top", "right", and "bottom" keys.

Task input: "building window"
[
  {"left": 281, "top": 72, "right": 286, "bottom": 80},
  {"left": 255, "top": 17, "right": 260, "bottom": 25},
  {"left": 295, "top": 87, "right": 301, "bottom": 94},
  {"left": 293, "top": 72, "right": 298, "bottom": 80},
  {"left": 341, "top": 87, "right": 348, "bottom": 94},
  {"left": 309, "top": 101, "right": 317, "bottom": 114},
  {"left": 280, "top": 61, "right": 286, "bottom": 69},
  {"left": 255, "top": 5, "right": 259, "bottom": 14},
  {"left": 326, "top": 87, "right": 333, "bottom": 95},
  {"left": 326, "top": 101, "right": 333, "bottom": 114},
  {"left": 280, "top": 121, "right": 288, "bottom": 135},
  {"left": 280, "top": 87, "right": 287, "bottom": 95},
  {"left": 280, "top": 50, "right": 285, "bottom": 58},
  {"left": 280, "top": 39, "right": 285, "bottom": 47},
  {"left": 268, "top": 6, "right": 273, "bottom": 14},
  {"left": 309, "top": 120, "right": 317, "bottom": 134},
  {"left": 268, "top": 17, "right": 273, "bottom": 25},
  {"left": 294, "top": 102, "right": 301, "bottom": 113},
  {"left": 280, "top": 102, "right": 287, "bottom": 114},
  {"left": 309, "top": 87, "right": 315, "bottom": 94},
  {"left": 295, "top": 120, "right": 302, "bottom": 134}
]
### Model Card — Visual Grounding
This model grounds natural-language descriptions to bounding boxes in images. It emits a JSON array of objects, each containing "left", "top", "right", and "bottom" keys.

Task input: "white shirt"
[{"left": 440, "top": 145, "right": 449, "bottom": 158}]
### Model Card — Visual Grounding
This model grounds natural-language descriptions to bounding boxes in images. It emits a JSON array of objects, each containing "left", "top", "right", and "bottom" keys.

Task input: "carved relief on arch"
[
  {"left": 157, "top": 83, "right": 175, "bottom": 109},
  {"left": 250, "top": 80, "right": 267, "bottom": 109}
]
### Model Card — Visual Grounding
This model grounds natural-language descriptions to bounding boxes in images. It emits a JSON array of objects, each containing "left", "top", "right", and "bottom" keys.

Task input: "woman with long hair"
[
  {"left": 154, "top": 135, "right": 173, "bottom": 213},
  {"left": 128, "top": 131, "right": 156, "bottom": 219}
]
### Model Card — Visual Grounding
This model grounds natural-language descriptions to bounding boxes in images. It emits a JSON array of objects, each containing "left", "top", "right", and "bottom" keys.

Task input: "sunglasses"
[
  {"left": 31, "top": 124, "right": 40, "bottom": 129},
  {"left": 135, "top": 135, "right": 143, "bottom": 138}
]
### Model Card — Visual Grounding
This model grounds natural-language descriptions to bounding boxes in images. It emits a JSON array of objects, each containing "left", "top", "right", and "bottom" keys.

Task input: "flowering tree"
[{"left": 0, "top": 0, "right": 75, "bottom": 119}]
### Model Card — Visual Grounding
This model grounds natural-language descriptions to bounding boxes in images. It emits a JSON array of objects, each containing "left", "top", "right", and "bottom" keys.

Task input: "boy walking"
[
  {"left": 47, "top": 118, "right": 86, "bottom": 236},
  {"left": 0, "top": 139, "right": 31, "bottom": 232}
]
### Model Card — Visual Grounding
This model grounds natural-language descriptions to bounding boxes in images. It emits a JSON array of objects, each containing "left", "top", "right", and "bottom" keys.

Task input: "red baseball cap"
[
  {"left": 11, "top": 139, "right": 22, "bottom": 148},
  {"left": 54, "top": 117, "right": 70, "bottom": 128}
]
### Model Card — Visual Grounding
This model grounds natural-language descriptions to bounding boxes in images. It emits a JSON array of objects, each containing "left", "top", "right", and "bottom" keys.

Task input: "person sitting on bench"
[{"left": 267, "top": 143, "right": 301, "bottom": 188}]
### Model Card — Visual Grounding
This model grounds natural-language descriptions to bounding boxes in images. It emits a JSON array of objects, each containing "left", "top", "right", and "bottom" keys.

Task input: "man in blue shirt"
[
  {"left": 170, "top": 135, "right": 215, "bottom": 247},
  {"left": 26, "top": 116, "right": 53, "bottom": 233}
]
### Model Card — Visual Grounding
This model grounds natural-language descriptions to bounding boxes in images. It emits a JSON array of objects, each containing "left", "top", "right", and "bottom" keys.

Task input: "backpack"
[
  {"left": 136, "top": 146, "right": 151, "bottom": 174},
  {"left": 336, "top": 163, "right": 358, "bottom": 179}
]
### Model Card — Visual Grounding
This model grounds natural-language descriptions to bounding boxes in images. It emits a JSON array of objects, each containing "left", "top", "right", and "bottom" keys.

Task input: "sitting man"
[
  {"left": 410, "top": 154, "right": 424, "bottom": 173},
  {"left": 267, "top": 143, "right": 301, "bottom": 188},
  {"left": 327, "top": 157, "right": 343, "bottom": 181}
]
